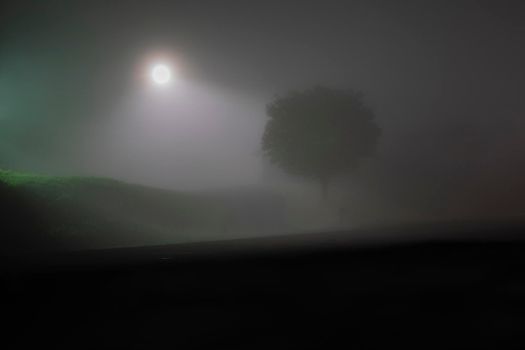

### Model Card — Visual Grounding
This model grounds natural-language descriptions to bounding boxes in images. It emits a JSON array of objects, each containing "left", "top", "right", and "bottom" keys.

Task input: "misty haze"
[
  {"left": 3, "top": 1, "right": 524, "bottom": 251},
  {"left": 2, "top": 1, "right": 525, "bottom": 348}
]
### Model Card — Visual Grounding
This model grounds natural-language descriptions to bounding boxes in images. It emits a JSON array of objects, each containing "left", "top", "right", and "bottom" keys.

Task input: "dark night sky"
[{"left": 1, "top": 0, "right": 525, "bottom": 218}]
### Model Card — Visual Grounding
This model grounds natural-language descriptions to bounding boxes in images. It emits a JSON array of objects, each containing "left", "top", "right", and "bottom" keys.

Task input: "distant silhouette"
[{"left": 262, "top": 86, "right": 381, "bottom": 197}]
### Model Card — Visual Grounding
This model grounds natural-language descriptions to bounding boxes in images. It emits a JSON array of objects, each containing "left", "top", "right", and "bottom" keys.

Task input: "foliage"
[{"left": 262, "top": 86, "right": 381, "bottom": 188}]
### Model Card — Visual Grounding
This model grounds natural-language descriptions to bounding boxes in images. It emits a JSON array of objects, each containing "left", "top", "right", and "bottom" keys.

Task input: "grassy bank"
[{"left": 0, "top": 170, "right": 286, "bottom": 253}]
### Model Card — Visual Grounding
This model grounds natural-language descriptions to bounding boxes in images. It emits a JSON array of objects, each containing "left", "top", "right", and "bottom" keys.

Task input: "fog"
[
  {"left": 2, "top": 0, "right": 525, "bottom": 244},
  {"left": 79, "top": 79, "right": 266, "bottom": 190}
]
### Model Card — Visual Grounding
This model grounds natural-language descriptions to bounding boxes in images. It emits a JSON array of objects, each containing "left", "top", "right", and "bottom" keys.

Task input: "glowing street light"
[{"left": 151, "top": 64, "right": 172, "bottom": 85}]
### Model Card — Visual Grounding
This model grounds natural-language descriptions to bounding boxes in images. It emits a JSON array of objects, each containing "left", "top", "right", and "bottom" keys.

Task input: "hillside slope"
[{"left": 0, "top": 170, "right": 286, "bottom": 253}]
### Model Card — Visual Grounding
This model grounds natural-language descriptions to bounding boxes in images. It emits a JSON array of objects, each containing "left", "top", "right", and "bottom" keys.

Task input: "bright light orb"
[{"left": 151, "top": 64, "right": 171, "bottom": 85}]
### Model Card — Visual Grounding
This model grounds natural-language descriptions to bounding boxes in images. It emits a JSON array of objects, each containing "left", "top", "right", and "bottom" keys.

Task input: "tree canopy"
[{"left": 262, "top": 86, "right": 381, "bottom": 190}]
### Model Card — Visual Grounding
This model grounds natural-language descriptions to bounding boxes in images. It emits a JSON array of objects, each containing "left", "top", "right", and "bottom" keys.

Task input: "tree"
[{"left": 262, "top": 86, "right": 381, "bottom": 197}]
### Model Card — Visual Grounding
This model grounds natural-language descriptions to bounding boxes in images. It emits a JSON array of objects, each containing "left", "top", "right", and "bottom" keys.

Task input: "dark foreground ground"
[{"left": 2, "top": 223, "right": 525, "bottom": 349}]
